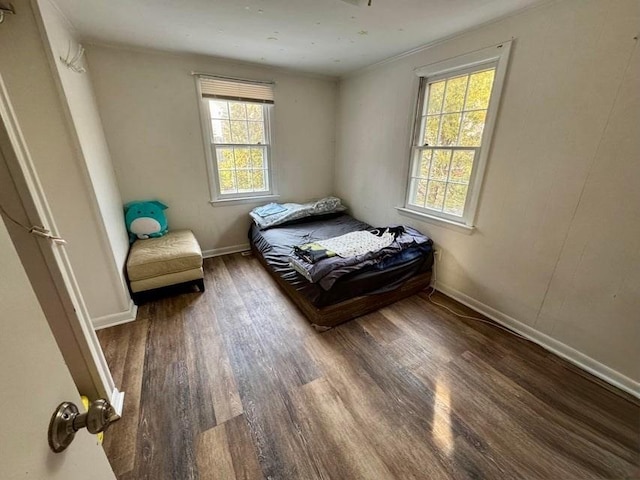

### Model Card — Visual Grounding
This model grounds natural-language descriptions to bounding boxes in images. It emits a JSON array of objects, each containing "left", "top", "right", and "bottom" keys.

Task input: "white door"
[
  {"left": 0, "top": 76, "right": 123, "bottom": 407},
  {"left": 0, "top": 218, "right": 115, "bottom": 479}
]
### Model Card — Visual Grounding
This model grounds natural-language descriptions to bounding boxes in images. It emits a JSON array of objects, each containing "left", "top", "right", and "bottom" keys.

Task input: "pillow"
[
  {"left": 267, "top": 211, "right": 347, "bottom": 229},
  {"left": 250, "top": 196, "right": 347, "bottom": 230}
]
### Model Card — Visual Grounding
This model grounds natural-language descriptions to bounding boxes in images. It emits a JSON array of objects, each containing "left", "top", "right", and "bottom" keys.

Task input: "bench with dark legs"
[{"left": 126, "top": 229, "right": 204, "bottom": 303}]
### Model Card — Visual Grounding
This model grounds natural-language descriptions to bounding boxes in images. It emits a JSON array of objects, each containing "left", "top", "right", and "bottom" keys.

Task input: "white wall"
[
  {"left": 86, "top": 45, "right": 337, "bottom": 252},
  {"left": 335, "top": 0, "right": 640, "bottom": 385},
  {"left": 0, "top": 218, "right": 115, "bottom": 480},
  {"left": 36, "top": 0, "right": 131, "bottom": 319},
  {"left": 0, "top": 1, "right": 130, "bottom": 321}
]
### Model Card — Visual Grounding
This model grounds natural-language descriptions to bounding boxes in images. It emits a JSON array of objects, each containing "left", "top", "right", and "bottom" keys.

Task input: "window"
[
  {"left": 403, "top": 41, "right": 511, "bottom": 229},
  {"left": 196, "top": 75, "right": 275, "bottom": 202}
]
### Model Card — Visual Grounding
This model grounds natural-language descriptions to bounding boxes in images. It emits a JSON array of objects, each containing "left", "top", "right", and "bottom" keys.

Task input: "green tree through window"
[
  {"left": 197, "top": 75, "right": 274, "bottom": 201},
  {"left": 408, "top": 67, "right": 495, "bottom": 217},
  {"left": 404, "top": 41, "right": 511, "bottom": 227},
  {"left": 209, "top": 100, "right": 270, "bottom": 194}
]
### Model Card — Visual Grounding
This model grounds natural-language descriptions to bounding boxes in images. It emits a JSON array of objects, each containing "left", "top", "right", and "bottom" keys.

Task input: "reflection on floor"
[{"left": 98, "top": 254, "right": 640, "bottom": 480}]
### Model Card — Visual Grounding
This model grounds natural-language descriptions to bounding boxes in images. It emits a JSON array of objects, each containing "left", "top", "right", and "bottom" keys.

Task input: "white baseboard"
[
  {"left": 436, "top": 283, "right": 640, "bottom": 399},
  {"left": 202, "top": 243, "right": 250, "bottom": 258},
  {"left": 92, "top": 300, "right": 138, "bottom": 330},
  {"left": 110, "top": 387, "right": 125, "bottom": 418}
]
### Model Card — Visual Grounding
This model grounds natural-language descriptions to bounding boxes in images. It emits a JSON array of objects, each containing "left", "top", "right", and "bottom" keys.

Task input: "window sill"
[
  {"left": 396, "top": 207, "right": 475, "bottom": 235},
  {"left": 210, "top": 194, "right": 280, "bottom": 207}
]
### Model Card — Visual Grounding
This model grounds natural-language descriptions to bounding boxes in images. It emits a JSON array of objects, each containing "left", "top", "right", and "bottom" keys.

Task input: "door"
[
  {"left": 0, "top": 218, "right": 115, "bottom": 479},
  {"left": 0, "top": 76, "right": 123, "bottom": 408}
]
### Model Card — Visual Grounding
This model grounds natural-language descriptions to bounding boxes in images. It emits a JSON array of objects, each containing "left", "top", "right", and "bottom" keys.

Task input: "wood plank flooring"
[{"left": 97, "top": 254, "right": 640, "bottom": 480}]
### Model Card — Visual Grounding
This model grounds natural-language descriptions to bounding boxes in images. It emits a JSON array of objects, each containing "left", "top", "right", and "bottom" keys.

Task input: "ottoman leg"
[{"left": 196, "top": 278, "right": 205, "bottom": 293}]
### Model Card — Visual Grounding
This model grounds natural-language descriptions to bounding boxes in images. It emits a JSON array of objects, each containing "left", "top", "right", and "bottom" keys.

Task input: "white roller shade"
[{"left": 198, "top": 75, "right": 274, "bottom": 104}]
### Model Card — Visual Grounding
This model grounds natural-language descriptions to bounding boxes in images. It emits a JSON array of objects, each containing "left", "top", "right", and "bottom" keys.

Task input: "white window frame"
[
  {"left": 401, "top": 41, "right": 512, "bottom": 231},
  {"left": 195, "top": 75, "right": 278, "bottom": 205}
]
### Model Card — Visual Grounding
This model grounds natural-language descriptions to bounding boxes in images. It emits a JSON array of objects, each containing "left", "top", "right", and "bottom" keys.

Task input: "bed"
[{"left": 249, "top": 212, "right": 434, "bottom": 330}]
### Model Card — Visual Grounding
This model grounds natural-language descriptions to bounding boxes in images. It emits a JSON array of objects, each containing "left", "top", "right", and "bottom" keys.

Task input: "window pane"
[
  {"left": 423, "top": 116, "right": 439, "bottom": 146},
  {"left": 229, "top": 102, "right": 247, "bottom": 120},
  {"left": 438, "top": 113, "right": 461, "bottom": 146},
  {"left": 459, "top": 110, "right": 487, "bottom": 146},
  {"left": 426, "top": 81, "right": 445, "bottom": 115},
  {"left": 219, "top": 170, "right": 236, "bottom": 194},
  {"left": 252, "top": 169, "right": 267, "bottom": 191},
  {"left": 246, "top": 104, "right": 263, "bottom": 121},
  {"left": 465, "top": 69, "right": 495, "bottom": 110},
  {"left": 230, "top": 121, "right": 249, "bottom": 143},
  {"left": 417, "top": 150, "right": 432, "bottom": 178},
  {"left": 215, "top": 147, "right": 268, "bottom": 194},
  {"left": 209, "top": 100, "right": 229, "bottom": 119},
  {"left": 211, "top": 119, "right": 232, "bottom": 143},
  {"left": 216, "top": 147, "right": 235, "bottom": 169},
  {"left": 443, "top": 184, "right": 468, "bottom": 217},
  {"left": 234, "top": 147, "right": 251, "bottom": 168},
  {"left": 442, "top": 75, "right": 468, "bottom": 113},
  {"left": 449, "top": 150, "right": 474, "bottom": 183},
  {"left": 426, "top": 180, "right": 446, "bottom": 211},
  {"left": 429, "top": 149, "right": 452, "bottom": 181},
  {"left": 411, "top": 179, "right": 428, "bottom": 206},
  {"left": 236, "top": 170, "right": 252, "bottom": 192},
  {"left": 248, "top": 121, "right": 265, "bottom": 144},
  {"left": 205, "top": 97, "right": 271, "bottom": 198},
  {"left": 250, "top": 148, "right": 265, "bottom": 168}
]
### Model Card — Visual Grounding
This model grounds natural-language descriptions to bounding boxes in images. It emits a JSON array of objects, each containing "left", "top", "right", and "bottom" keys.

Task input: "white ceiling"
[{"left": 52, "top": 0, "right": 543, "bottom": 76}]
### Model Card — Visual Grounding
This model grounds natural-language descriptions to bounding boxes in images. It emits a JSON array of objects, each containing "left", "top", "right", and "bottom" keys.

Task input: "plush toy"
[{"left": 124, "top": 200, "right": 169, "bottom": 242}]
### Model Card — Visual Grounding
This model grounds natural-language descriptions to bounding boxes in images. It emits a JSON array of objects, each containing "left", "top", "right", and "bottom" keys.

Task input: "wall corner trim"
[
  {"left": 92, "top": 300, "right": 138, "bottom": 330},
  {"left": 436, "top": 283, "right": 640, "bottom": 399}
]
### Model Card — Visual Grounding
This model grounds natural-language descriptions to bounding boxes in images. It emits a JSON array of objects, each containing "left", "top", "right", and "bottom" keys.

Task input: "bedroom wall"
[
  {"left": 35, "top": 0, "right": 133, "bottom": 324},
  {"left": 0, "top": 1, "right": 129, "bottom": 322},
  {"left": 85, "top": 44, "right": 337, "bottom": 254},
  {"left": 335, "top": 0, "right": 640, "bottom": 389}
]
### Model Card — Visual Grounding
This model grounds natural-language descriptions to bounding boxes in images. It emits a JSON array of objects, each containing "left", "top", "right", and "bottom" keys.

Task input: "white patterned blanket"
[{"left": 316, "top": 231, "right": 394, "bottom": 258}]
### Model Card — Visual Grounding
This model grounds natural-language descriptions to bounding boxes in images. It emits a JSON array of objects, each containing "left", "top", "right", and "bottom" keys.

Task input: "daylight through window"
[
  {"left": 197, "top": 76, "right": 274, "bottom": 200},
  {"left": 404, "top": 42, "right": 511, "bottom": 227},
  {"left": 409, "top": 66, "right": 495, "bottom": 217}
]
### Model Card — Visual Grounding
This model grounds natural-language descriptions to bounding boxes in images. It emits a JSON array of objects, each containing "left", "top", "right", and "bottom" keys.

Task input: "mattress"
[{"left": 249, "top": 213, "right": 434, "bottom": 308}]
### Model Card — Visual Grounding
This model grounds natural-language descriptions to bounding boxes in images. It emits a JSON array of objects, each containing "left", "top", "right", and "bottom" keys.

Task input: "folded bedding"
[
  {"left": 293, "top": 242, "right": 338, "bottom": 263},
  {"left": 290, "top": 255, "right": 314, "bottom": 282},
  {"left": 253, "top": 202, "right": 287, "bottom": 217},
  {"left": 289, "top": 225, "right": 431, "bottom": 290}
]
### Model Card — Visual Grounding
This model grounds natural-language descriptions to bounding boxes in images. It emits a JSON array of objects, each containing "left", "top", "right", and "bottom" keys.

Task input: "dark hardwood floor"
[{"left": 97, "top": 254, "right": 640, "bottom": 480}]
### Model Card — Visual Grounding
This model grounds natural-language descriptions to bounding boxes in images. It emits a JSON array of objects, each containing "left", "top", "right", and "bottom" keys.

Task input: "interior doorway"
[{"left": 0, "top": 75, "right": 123, "bottom": 411}]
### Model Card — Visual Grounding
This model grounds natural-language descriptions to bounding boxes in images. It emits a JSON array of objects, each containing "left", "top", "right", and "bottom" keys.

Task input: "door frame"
[{"left": 0, "top": 74, "right": 123, "bottom": 414}]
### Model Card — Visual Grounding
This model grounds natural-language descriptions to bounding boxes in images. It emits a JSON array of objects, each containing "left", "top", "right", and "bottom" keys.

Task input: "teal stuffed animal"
[{"left": 124, "top": 200, "right": 168, "bottom": 242}]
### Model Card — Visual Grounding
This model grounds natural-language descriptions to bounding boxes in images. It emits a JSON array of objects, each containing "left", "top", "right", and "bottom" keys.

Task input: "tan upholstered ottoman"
[{"left": 127, "top": 229, "right": 204, "bottom": 301}]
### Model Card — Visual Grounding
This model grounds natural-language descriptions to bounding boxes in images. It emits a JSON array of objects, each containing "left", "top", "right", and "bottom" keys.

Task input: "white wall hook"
[
  {"left": 60, "top": 42, "right": 86, "bottom": 73},
  {"left": 0, "top": 3, "right": 15, "bottom": 24}
]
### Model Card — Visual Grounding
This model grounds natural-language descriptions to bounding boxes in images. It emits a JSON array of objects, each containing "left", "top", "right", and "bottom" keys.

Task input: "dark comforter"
[{"left": 249, "top": 214, "right": 434, "bottom": 308}]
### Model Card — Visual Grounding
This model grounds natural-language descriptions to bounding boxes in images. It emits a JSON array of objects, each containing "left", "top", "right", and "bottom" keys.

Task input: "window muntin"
[{"left": 408, "top": 64, "right": 496, "bottom": 220}]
